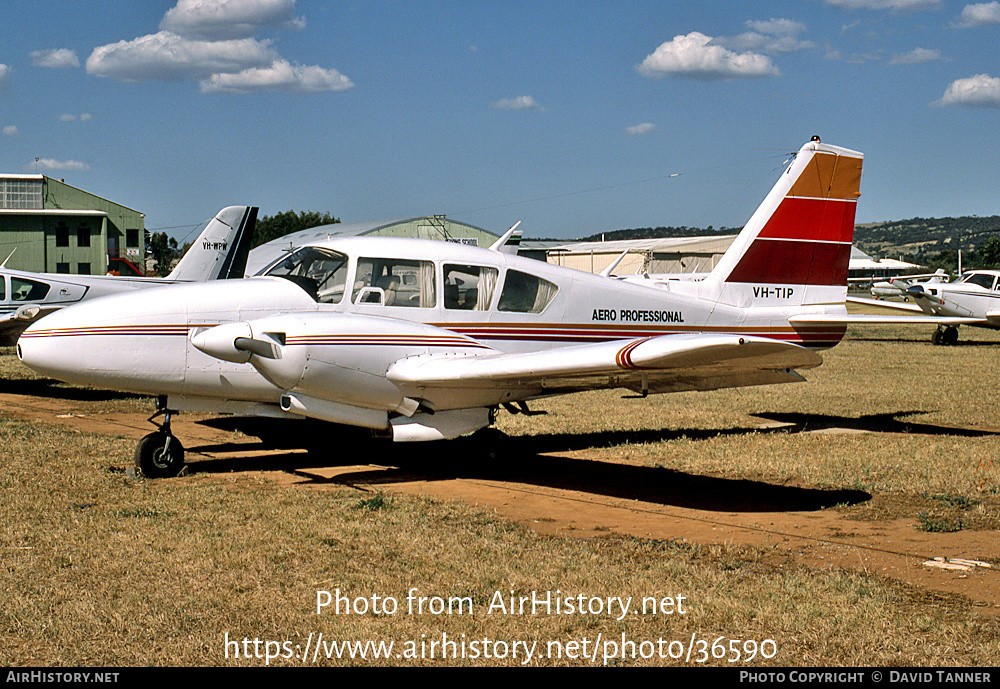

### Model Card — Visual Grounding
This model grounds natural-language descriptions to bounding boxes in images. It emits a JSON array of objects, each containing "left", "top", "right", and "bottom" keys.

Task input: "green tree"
[
  {"left": 972, "top": 236, "right": 1000, "bottom": 269},
  {"left": 146, "top": 231, "right": 179, "bottom": 277},
  {"left": 252, "top": 210, "right": 340, "bottom": 248}
]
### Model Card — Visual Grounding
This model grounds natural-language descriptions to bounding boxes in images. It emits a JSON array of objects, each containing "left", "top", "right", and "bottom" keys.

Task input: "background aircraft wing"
[
  {"left": 845, "top": 295, "right": 923, "bottom": 312},
  {"left": 387, "top": 333, "right": 822, "bottom": 395}
]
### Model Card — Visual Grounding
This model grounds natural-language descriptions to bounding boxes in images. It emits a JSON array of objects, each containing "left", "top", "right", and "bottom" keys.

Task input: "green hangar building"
[{"left": 0, "top": 174, "right": 146, "bottom": 276}]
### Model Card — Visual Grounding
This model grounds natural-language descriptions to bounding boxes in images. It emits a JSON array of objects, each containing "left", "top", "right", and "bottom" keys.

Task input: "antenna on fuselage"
[{"left": 489, "top": 221, "right": 522, "bottom": 252}]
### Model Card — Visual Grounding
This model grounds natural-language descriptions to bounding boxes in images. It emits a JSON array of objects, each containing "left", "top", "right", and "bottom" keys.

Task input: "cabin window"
[
  {"left": 963, "top": 273, "right": 997, "bottom": 290},
  {"left": 11, "top": 277, "right": 50, "bottom": 302},
  {"left": 444, "top": 264, "right": 498, "bottom": 310},
  {"left": 497, "top": 270, "right": 558, "bottom": 314},
  {"left": 264, "top": 246, "right": 349, "bottom": 303},
  {"left": 0, "top": 277, "right": 5, "bottom": 300},
  {"left": 353, "top": 258, "right": 436, "bottom": 308}
]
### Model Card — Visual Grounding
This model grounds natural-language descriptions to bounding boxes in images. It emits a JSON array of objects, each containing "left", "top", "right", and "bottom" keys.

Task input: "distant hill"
[
  {"left": 853, "top": 215, "right": 1000, "bottom": 259},
  {"left": 527, "top": 215, "right": 1000, "bottom": 271},
  {"left": 529, "top": 225, "right": 739, "bottom": 243}
]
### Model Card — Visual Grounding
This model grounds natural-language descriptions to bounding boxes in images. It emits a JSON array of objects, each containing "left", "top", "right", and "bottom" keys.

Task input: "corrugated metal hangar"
[
  {"left": 0, "top": 174, "right": 145, "bottom": 276},
  {"left": 246, "top": 215, "right": 498, "bottom": 275},
  {"left": 529, "top": 235, "right": 739, "bottom": 276}
]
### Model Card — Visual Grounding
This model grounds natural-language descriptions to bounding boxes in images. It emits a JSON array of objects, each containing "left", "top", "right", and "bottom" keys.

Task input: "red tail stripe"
[
  {"left": 726, "top": 240, "right": 851, "bottom": 286},
  {"left": 757, "top": 197, "right": 857, "bottom": 243}
]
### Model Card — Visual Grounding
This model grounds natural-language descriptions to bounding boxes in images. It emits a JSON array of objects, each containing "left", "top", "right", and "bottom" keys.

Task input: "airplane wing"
[
  {"left": 387, "top": 333, "right": 822, "bottom": 395},
  {"left": 0, "top": 304, "right": 58, "bottom": 347}
]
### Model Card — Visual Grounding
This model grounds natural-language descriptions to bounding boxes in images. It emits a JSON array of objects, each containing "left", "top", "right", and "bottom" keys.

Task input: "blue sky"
[{"left": 1, "top": 0, "right": 999, "bottom": 243}]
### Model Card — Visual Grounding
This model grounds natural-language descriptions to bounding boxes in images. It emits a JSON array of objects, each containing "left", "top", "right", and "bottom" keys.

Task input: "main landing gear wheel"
[
  {"left": 135, "top": 431, "right": 185, "bottom": 478},
  {"left": 136, "top": 401, "right": 186, "bottom": 478},
  {"left": 932, "top": 326, "right": 959, "bottom": 346}
]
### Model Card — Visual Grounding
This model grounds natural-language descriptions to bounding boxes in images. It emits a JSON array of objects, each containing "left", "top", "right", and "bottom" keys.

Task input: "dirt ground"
[{"left": 2, "top": 382, "right": 997, "bottom": 614}]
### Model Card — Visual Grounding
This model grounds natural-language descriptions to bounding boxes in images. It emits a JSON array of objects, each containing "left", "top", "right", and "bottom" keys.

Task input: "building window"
[
  {"left": 56, "top": 263, "right": 70, "bottom": 274},
  {"left": 0, "top": 178, "right": 43, "bottom": 209},
  {"left": 77, "top": 225, "right": 90, "bottom": 247},
  {"left": 77, "top": 262, "right": 91, "bottom": 275},
  {"left": 56, "top": 224, "right": 70, "bottom": 247},
  {"left": 126, "top": 229, "right": 140, "bottom": 248}
]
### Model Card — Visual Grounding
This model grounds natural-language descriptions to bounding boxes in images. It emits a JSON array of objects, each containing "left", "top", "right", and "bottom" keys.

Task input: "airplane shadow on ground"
[
  {"left": 0, "top": 377, "right": 147, "bottom": 403},
  {"left": 750, "top": 410, "right": 999, "bottom": 437},
  {"left": 186, "top": 422, "right": 877, "bottom": 514}
]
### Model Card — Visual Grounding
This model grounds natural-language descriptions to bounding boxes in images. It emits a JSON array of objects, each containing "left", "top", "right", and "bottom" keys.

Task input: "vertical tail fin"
[
  {"left": 167, "top": 206, "right": 257, "bottom": 281},
  {"left": 704, "top": 139, "right": 863, "bottom": 308}
]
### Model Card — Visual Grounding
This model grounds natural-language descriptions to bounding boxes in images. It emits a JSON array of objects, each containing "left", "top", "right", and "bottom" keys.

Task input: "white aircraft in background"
[
  {"left": 848, "top": 269, "right": 1000, "bottom": 345},
  {"left": 866, "top": 269, "right": 949, "bottom": 299},
  {"left": 17, "top": 138, "right": 974, "bottom": 477},
  {"left": 0, "top": 206, "right": 256, "bottom": 346}
]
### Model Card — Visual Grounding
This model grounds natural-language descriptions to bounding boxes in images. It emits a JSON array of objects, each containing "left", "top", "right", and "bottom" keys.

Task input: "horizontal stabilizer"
[{"left": 789, "top": 314, "right": 982, "bottom": 326}]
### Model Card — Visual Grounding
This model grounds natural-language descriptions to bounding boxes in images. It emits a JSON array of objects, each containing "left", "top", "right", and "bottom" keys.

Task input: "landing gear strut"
[
  {"left": 931, "top": 325, "right": 958, "bottom": 346},
  {"left": 135, "top": 398, "right": 185, "bottom": 478}
]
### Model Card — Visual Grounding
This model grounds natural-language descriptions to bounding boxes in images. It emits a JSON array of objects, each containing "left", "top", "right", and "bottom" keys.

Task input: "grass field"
[{"left": 1, "top": 318, "right": 999, "bottom": 667}]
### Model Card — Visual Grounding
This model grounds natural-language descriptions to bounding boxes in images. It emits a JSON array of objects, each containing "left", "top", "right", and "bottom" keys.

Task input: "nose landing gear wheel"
[{"left": 135, "top": 431, "right": 185, "bottom": 478}]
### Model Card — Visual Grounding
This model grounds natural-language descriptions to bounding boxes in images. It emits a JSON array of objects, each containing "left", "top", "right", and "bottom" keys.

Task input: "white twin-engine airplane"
[
  {"left": 848, "top": 269, "right": 1000, "bottom": 345},
  {"left": 1, "top": 206, "right": 257, "bottom": 346},
  {"left": 16, "top": 139, "right": 964, "bottom": 478}
]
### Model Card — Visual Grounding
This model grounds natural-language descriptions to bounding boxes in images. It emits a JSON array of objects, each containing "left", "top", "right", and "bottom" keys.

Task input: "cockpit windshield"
[
  {"left": 960, "top": 272, "right": 998, "bottom": 290},
  {"left": 263, "top": 246, "right": 349, "bottom": 303}
]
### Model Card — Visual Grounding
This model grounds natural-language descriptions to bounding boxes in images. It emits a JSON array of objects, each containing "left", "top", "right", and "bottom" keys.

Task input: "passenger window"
[
  {"left": 353, "top": 258, "right": 436, "bottom": 307},
  {"left": 444, "top": 264, "right": 498, "bottom": 310},
  {"left": 0, "top": 276, "right": 5, "bottom": 301},
  {"left": 497, "top": 270, "right": 558, "bottom": 314},
  {"left": 263, "top": 247, "right": 349, "bottom": 303},
  {"left": 11, "top": 278, "right": 50, "bottom": 302}
]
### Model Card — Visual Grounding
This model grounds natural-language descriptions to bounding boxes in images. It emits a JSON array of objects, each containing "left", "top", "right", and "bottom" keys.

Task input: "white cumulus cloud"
[
  {"left": 3, "top": 125, "right": 18, "bottom": 136},
  {"left": 934, "top": 73, "right": 1000, "bottom": 108},
  {"left": 161, "top": 0, "right": 302, "bottom": 40},
  {"left": 490, "top": 95, "right": 545, "bottom": 110},
  {"left": 200, "top": 60, "right": 353, "bottom": 93},
  {"left": 30, "top": 48, "right": 80, "bottom": 69},
  {"left": 86, "top": 1, "right": 349, "bottom": 96},
  {"left": 954, "top": 2, "right": 1000, "bottom": 27},
  {"left": 626, "top": 123, "right": 655, "bottom": 136},
  {"left": 0, "top": 64, "right": 11, "bottom": 89},
  {"left": 637, "top": 32, "right": 779, "bottom": 80},
  {"left": 86, "top": 32, "right": 278, "bottom": 81}
]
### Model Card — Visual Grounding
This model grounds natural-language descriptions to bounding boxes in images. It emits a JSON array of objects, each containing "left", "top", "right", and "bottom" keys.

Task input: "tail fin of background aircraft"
[
  {"left": 167, "top": 206, "right": 257, "bottom": 281},
  {"left": 702, "top": 138, "right": 863, "bottom": 309}
]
